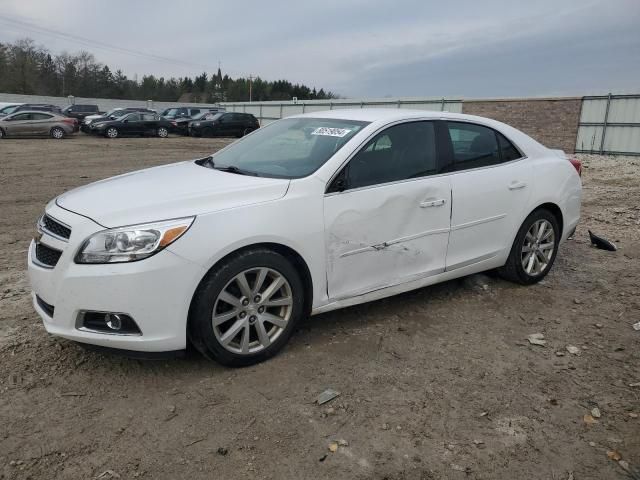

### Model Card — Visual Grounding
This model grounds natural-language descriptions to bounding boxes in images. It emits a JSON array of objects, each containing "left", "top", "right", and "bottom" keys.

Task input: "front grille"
[
  {"left": 35, "top": 242, "right": 63, "bottom": 268},
  {"left": 41, "top": 215, "right": 71, "bottom": 240},
  {"left": 36, "top": 295, "right": 55, "bottom": 317}
]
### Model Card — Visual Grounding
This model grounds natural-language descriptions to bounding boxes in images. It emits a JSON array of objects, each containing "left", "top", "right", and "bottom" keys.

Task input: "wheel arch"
[
  {"left": 188, "top": 241, "right": 314, "bottom": 324},
  {"left": 530, "top": 202, "right": 564, "bottom": 238}
]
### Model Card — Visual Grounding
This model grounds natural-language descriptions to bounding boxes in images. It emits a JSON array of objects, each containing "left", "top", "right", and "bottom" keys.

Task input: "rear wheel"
[
  {"left": 50, "top": 127, "right": 65, "bottom": 139},
  {"left": 188, "top": 248, "right": 305, "bottom": 366},
  {"left": 498, "top": 209, "right": 560, "bottom": 285},
  {"left": 157, "top": 127, "right": 169, "bottom": 138},
  {"left": 105, "top": 127, "right": 118, "bottom": 139}
]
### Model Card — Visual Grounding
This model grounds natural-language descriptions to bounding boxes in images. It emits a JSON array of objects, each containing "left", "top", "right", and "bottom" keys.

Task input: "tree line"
[{"left": 0, "top": 38, "right": 337, "bottom": 103}]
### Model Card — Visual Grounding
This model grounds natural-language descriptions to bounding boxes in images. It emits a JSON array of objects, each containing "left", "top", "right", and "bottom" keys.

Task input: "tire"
[
  {"left": 240, "top": 128, "right": 252, "bottom": 138},
  {"left": 202, "top": 127, "right": 214, "bottom": 138},
  {"left": 50, "top": 127, "right": 65, "bottom": 139},
  {"left": 498, "top": 208, "right": 560, "bottom": 285},
  {"left": 188, "top": 248, "right": 305, "bottom": 366},
  {"left": 105, "top": 127, "right": 119, "bottom": 139},
  {"left": 157, "top": 127, "right": 169, "bottom": 138}
]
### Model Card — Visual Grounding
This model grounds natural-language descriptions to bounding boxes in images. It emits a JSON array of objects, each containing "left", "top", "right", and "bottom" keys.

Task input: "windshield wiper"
[
  {"left": 214, "top": 165, "right": 259, "bottom": 176},
  {"left": 197, "top": 157, "right": 259, "bottom": 176}
]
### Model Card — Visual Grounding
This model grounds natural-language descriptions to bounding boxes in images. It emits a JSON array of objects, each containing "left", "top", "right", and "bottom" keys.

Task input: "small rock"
[
  {"left": 591, "top": 407, "right": 601, "bottom": 418},
  {"left": 566, "top": 345, "right": 580, "bottom": 355},
  {"left": 382, "top": 423, "right": 389, "bottom": 430},
  {"left": 589, "top": 441, "right": 596, "bottom": 447},
  {"left": 629, "top": 382, "right": 640, "bottom": 388},
  {"left": 583, "top": 414, "right": 598, "bottom": 425},
  {"left": 606, "top": 450, "right": 622, "bottom": 461},
  {"left": 628, "top": 413, "right": 638, "bottom": 418},
  {"left": 325, "top": 407, "right": 335, "bottom": 415},
  {"left": 527, "top": 333, "right": 546, "bottom": 346},
  {"left": 633, "top": 321, "right": 640, "bottom": 331},
  {"left": 473, "top": 439, "right": 484, "bottom": 445},
  {"left": 555, "top": 351, "right": 565, "bottom": 357},
  {"left": 217, "top": 447, "right": 228, "bottom": 456},
  {"left": 573, "top": 298, "right": 582, "bottom": 304},
  {"left": 317, "top": 389, "right": 340, "bottom": 405},
  {"left": 168, "top": 405, "right": 176, "bottom": 413},
  {"left": 328, "top": 442, "right": 338, "bottom": 453},
  {"left": 337, "top": 439, "right": 349, "bottom": 447},
  {"left": 595, "top": 323, "right": 604, "bottom": 329}
]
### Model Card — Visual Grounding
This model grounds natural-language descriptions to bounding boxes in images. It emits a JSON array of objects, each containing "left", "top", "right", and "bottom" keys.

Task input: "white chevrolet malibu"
[{"left": 28, "top": 109, "right": 581, "bottom": 365}]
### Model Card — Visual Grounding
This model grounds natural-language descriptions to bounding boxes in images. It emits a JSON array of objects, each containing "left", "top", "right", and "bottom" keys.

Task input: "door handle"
[
  {"left": 508, "top": 181, "right": 527, "bottom": 190},
  {"left": 419, "top": 199, "right": 447, "bottom": 208}
]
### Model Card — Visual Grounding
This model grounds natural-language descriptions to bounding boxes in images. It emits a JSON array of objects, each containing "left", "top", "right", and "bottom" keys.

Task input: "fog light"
[
  {"left": 77, "top": 311, "right": 142, "bottom": 335},
  {"left": 105, "top": 313, "right": 122, "bottom": 331}
]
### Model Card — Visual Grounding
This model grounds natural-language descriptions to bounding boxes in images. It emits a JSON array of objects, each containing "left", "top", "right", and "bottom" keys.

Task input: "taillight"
[
  {"left": 568, "top": 157, "right": 582, "bottom": 177},
  {"left": 61, "top": 118, "right": 76, "bottom": 125}
]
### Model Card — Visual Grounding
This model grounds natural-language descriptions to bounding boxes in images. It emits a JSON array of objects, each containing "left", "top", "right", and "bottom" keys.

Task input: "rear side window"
[
  {"left": 189, "top": 108, "right": 200, "bottom": 115},
  {"left": 497, "top": 132, "right": 521, "bottom": 161},
  {"left": 345, "top": 121, "right": 438, "bottom": 190},
  {"left": 142, "top": 113, "right": 156, "bottom": 121},
  {"left": 32, "top": 113, "right": 52, "bottom": 120},
  {"left": 446, "top": 122, "right": 500, "bottom": 170}
]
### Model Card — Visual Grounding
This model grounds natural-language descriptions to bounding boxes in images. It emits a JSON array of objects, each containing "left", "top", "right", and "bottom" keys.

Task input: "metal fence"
[
  {"left": 576, "top": 94, "right": 640, "bottom": 156},
  {"left": 221, "top": 98, "right": 463, "bottom": 125}
]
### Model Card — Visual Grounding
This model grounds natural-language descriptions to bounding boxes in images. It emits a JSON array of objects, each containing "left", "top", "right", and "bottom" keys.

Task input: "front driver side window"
[{"left": 343, "top": 121, "right": 438, "bottom": 190}]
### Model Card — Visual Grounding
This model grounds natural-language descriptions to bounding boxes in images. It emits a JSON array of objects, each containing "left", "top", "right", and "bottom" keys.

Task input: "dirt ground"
[{"left": 0, "top": 136, "right": 638, "bottom": 480}]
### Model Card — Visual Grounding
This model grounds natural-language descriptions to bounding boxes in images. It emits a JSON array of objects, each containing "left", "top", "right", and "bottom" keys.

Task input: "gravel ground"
[{"left": 0, "top": 136, "right": 638, "bottom": 480}]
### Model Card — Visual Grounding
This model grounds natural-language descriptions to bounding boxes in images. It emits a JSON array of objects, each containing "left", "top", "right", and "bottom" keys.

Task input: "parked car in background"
[
  {"left": 161, "top": 106, "right": 224, "bottom": 120},
  {"left": 26, "top": 110, "right": 582, "bottom": 365},
  {"left": 189, "top": 112, "right": 259, "bottom": 137},
  {"left": 61, "top": 104, "right": 101, "bottom": 121},
  {"left": 0, "top": 111, "right": 77, "bottom": 139},
  {"left": 12, "top": 104, "right": 63, "bottom": 115},
  {"left": 87, "top": 111, "right": 171, "bottom": 138},
  {"left": 81, "top": 107, "right": 156, "bottom": 132},
  {"left": 0, "top": 103, "right": 24, "bottom": 117},
  {"left": 168, "top": 110, "right": 221, "bottom": 135}
]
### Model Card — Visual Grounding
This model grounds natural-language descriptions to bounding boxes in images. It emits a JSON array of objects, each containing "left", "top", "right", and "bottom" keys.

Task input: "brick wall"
[{"left": 462, "top": 98, "right": 582, "bottom": 153}]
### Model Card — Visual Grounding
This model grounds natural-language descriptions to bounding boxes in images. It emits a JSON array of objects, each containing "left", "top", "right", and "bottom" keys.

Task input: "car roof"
[{"left": 290, "top": 108, "right": 548, "bottom": 155}]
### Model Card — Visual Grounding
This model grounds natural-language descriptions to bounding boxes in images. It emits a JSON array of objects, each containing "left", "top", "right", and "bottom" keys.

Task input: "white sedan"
[{"left": 28, "top": 109, "right": 582, "bottom": 365}]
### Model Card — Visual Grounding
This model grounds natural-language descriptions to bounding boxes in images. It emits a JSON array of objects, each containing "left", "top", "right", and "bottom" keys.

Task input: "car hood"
[{"left": 56, "top": 160, "right": 290, "bottom": 227}]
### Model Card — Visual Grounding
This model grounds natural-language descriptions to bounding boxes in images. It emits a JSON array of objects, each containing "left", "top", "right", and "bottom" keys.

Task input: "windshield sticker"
[{"left": 311, "top": 127, "right": 352, "bottom": 138}]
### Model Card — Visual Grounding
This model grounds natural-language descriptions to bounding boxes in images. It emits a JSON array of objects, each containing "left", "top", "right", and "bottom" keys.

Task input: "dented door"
[{"left": 324, "top": 176, "right": 452, "bottom": 300}]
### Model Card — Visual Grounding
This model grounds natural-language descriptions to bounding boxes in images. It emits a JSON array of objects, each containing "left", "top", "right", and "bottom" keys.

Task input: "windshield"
[
  {"left": 0, "top": 105, "right": 20, "bottom": 115},
  {"left": 206, "top": 117, "right": 369, "bottom": 178},
  {"left": 163, "top": 108, "right": 179, "bottom": 117},
  {"left": 192, "top": 111, "right": 217, "bottom": 121},
  {"left": 105, "top": 109, "right": 125, "bottom": 117}
]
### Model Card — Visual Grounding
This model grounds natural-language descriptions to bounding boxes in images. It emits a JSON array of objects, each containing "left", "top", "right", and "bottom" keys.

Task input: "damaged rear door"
[{"left": 324, "top": 120, "right": 451, "bottom": 300}]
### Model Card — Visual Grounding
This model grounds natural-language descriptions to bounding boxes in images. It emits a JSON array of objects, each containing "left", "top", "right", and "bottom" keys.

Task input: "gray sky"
[{"left": 1, "top": 0, "right": 639, "bottom": 98}]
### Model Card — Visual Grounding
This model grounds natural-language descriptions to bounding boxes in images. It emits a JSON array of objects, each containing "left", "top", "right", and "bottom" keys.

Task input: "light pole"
[{"left": 248, "top": 74, "right": 254, "bottom": 102}]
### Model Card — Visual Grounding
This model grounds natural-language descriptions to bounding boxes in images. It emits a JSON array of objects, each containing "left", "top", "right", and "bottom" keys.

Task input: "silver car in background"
[{"left": 0, "top": 111, "right": 78, "bottom": 139}]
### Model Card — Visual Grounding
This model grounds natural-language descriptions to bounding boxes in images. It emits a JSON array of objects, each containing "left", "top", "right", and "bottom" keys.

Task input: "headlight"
[{"left": 75, "top": 217, "right": 194, "bottom": 264}]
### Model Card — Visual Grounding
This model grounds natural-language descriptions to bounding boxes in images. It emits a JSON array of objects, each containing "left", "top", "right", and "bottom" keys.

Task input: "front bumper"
[{"left": 27, "top": 204, "right": 206, "bottom": 352}]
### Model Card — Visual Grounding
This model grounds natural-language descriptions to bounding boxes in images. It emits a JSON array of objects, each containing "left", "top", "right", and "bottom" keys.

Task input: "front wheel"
[
  {"left": 50, "top": 127, "right": 65, "bottom": 139},
  {"left": 105, "top": 127, "right": 118, "bottom": 139},
  {"left": 498, "top": 209, "right": 560, "bottom": 285},
  {"left": 157, "top": 127, "right": 169, "bottom": 138},
  {"left": 188, "top": 249, "right": 305, "bottom": 366}
]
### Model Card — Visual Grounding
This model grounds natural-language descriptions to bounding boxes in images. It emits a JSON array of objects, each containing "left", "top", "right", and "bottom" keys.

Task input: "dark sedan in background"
[
  {"left": 87, "top": 112, "right": 172, "bottom": 138},
  {"left": 168, "top": 110, "right": 219, "bottom": 135},
  {"left": 188, "top": 112, "right": 259, "bottom": 137}
]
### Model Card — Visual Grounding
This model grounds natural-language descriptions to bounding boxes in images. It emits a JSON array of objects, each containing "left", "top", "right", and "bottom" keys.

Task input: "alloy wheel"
[
  {"left": 158, "top": 127, "right": 168, "bottom": 138},
  {"left": 521, "top": 219, "right": 555, "bottom": 276},
  {"left": 106, "top": 127, "right": 118, "bottom": 138},
  {"left": 212, "top": 267, "right": 293, "bottom": 355},
  {"left": 51, "top": 128, "right": 64, "bottom": 139}
]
